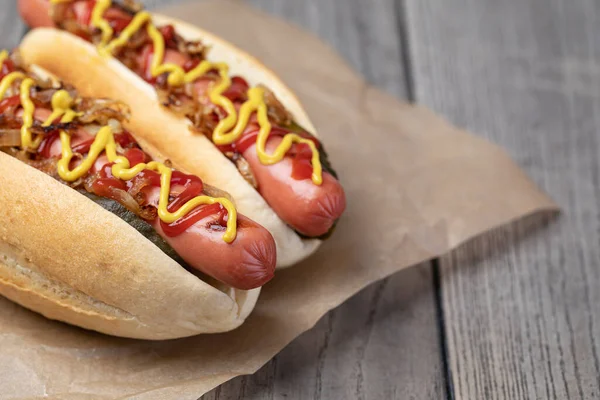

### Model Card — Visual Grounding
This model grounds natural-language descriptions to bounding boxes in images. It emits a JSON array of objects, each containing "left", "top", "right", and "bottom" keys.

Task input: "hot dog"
[
  {"left": 0, "top": 50, "right": 276, "bottom": 339},
  {"left": 18, "top": 0, "right": 347, "bottom": 267}
]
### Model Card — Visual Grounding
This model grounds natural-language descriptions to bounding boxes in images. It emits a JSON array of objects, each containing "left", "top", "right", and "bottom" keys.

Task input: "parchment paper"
[{"left": 0, "top": 1, "right": 557, "bottom": 399}]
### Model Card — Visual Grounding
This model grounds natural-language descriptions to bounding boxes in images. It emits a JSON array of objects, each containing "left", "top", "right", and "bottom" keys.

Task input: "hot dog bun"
[
  {"left": 19, "top": 18, "right": 322, "bottom": 268},
  {"left": 0, "top": 150, "right": 259, "bottom": 340}
]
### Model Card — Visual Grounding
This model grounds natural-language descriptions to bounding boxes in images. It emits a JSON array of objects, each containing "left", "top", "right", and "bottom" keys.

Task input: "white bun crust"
[
  {"left": 0, "top": 151, "right": 259, "bottom": 340},
  {"left": 19, "top": 17, "right": 321, "bottom": 268}
]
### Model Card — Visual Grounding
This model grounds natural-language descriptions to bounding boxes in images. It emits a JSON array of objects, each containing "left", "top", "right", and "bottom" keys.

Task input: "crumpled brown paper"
[{"left": 0, "top": 1, "right": 557, "bottom": 399}]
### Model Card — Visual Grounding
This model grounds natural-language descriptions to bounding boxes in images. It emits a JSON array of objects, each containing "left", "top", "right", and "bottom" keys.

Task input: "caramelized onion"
[
  {"left": 107, "top": 187, "right": 142, "bottom": 215},
  {"left": 203, "top": 182, "right": 235, "bottom": 205},
  {"left": 234, "top": 156, "right": 258, "bottom": 189},
  {"left": 128, "top": 174, "right": 154, "bottom": 199},
  {"left": 176, "top": 38, "right": 207, "bottom": 58},
  {"left": 83, "top": 172, "right": 142, "bottom": 214},
  {"left": 261, "top": 85, "right": 292, "bottom": 126},
  {"left": 3, "top": 147, "right": 29, "bottom": 162},
  {"left": 119, "top": 29, "right": 148, "bottom": 50},
  {"left": 108, "top": 118, "right": 123, "bottom": 134},
  {"left": 83, "top": 173, "right": 99, "bottom": 193},
  {"left": 139, "top": 205, "right": 158, "bottom": 221},
  {"left": 0, "top": 129, "right": 21, "bottom": 147},
  {"left": 78, "top": 99, "right": 129, "bottom": 125},
  {"left": 17, "top": 155, "right": 60, "bottom": 179},
  {"left": 157, "top": 89, "right": 198, "bottom": 117},
  {"left": 61, "top": 19, "right": 92, "bottom": 40},
  {"left": 31, "top": 88, "right": 58, "bottom": 105}
]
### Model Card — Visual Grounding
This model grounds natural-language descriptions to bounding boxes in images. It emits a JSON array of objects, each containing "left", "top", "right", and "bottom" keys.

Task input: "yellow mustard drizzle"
[
  {"left": 42, "top": 89, "right": 82, "bottom": 126},
  {"left": 84, "top": 0, "right": 324, "bottom": 185},
  {"left": 0, "top": 68, "right": 39, "bottom": 150},
  {"left": 0, "top": 59, "right": 237, "bottom": 242},
  {"left": 90, "top": 0, "right": 115, "bottom": 48},
  {"left": 51, "top": 91, "right": 238, "bottom": 243}
]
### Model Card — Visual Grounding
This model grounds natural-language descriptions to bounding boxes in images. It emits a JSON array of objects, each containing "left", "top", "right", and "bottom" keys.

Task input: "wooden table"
[{"left": 3, "top": 0, "right": 599, "bottom": 398}]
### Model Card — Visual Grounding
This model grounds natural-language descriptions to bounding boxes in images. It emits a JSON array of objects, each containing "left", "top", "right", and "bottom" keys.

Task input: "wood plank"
[
  {"left": 0, "top": 2, "right": 27, "bottom": 50},
  {"left": 194, "top": 0, "right": 445, "bottom": 399},
  {"left": 405, "top": 0, "right": 600, "bottom": 398},
  {"left": 245, "top": 0, "right": 408, "bottom": 99},
  {"left": 203, "top": 267, "right": 445, "bottom": 400}
]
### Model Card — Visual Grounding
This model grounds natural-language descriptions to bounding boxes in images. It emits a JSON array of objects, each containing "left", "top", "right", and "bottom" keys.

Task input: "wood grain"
[
  {"left": 246, "top": 0, "right": 408, "bottom": 99},
  {"left": 0, "top": 1, "right": 446, "bottom": 399},
  {"left": 199, "top": 0, "right": 446, "bottom": 398},
  {"left": 0, "top": 2, "right": 27, "bottom": 49},
  {"left": 406, "top": 0, "right": 600, "bottom": 398},
  {"left": 203, "top": 267, "right": 445, "bottom": 400}
]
